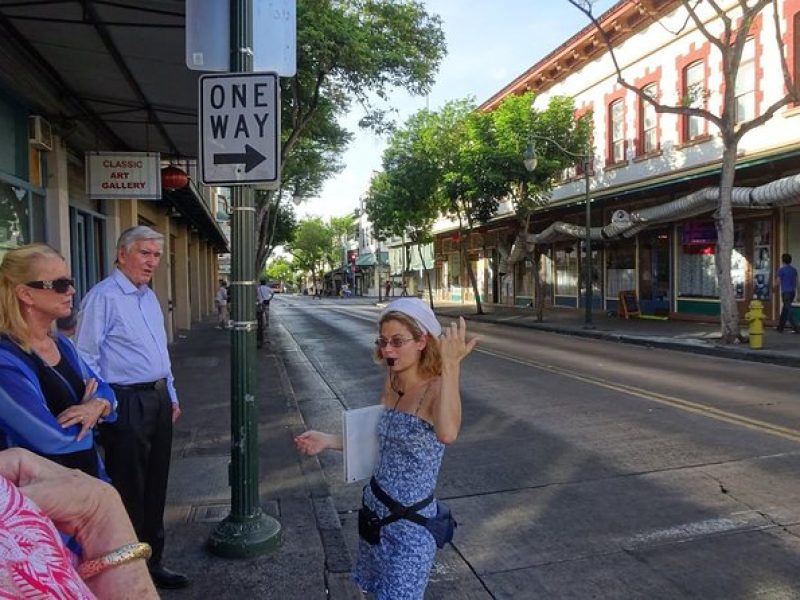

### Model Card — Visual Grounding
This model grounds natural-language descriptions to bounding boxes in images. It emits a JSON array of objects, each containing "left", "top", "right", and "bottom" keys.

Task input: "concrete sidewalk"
[{"left": 157, "top": 319, "right": 360, "bottom": 600}]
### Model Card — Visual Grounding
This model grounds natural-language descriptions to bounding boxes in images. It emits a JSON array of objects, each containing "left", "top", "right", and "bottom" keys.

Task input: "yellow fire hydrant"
[{"left": 745, "top": 299, "right": 765, "bottom": 349}]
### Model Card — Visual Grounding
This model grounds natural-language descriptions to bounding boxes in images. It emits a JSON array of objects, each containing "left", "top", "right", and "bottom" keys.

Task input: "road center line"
[{"left": 477, "top": 347, "right": 800, "bottom": 444}]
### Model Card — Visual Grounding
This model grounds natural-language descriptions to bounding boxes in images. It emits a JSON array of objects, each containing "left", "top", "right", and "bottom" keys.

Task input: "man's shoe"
[{"left": 149, "top": 565, "right": 189, "bottom": 589}]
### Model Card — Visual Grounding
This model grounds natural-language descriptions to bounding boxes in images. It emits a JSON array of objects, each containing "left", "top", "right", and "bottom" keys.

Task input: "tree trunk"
[
  {"left": 417, "top": 244, "right": 435, "bottom": 309},
  {"left": 459, "top": 220, "right": 483, "bottom": 315},
  {"left": 716, "top": 141, "right": 740, "bottom": 344},
  {"left": 532, "top": 247, "right": 547, "bottom": 322}
]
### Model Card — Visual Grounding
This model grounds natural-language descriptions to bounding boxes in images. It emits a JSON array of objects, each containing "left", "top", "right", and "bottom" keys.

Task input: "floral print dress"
[
  {"left": 0, "top": 475, "right": 95, "bottom": 599},
  {"left": 353, "top": 405, "right": 445, "bottom": 600}
]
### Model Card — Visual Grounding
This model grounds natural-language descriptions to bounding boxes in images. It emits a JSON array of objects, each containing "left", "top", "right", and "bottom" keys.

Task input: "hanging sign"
[{"left": 85, "top": 152, "right": 161, "bottom": 200}]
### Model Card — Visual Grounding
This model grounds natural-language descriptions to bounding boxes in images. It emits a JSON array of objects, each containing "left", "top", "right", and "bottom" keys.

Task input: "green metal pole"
[{"left": 208, "top": 0, "right": 281, "bottom": 558}]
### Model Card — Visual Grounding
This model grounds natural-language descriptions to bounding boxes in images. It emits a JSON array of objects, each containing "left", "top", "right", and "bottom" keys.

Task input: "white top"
[
  {"left": 215, "top": 286, "right": 227, "bottom": 306},
  {"left": 256, "top": 285, "right": 274, "bottom": 303}
]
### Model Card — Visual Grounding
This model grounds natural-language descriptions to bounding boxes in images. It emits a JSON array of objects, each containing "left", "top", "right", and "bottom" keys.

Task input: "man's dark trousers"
[
  {"left": 103, "top": 380, "right": 172, "bottom": 566},
  {"left": 778, "top": 291, "right": 800, "bottom": 332}
]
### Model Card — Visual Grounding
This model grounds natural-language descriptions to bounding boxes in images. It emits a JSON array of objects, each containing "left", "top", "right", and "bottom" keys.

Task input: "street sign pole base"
[{"left": 207, "top": 509, "right": 281, "bottom": 558}]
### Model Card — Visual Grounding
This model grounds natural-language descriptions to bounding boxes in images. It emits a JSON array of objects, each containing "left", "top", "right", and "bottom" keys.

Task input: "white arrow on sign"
[{"left": 199, "top": 72, "right": 280, "bottom": 186}]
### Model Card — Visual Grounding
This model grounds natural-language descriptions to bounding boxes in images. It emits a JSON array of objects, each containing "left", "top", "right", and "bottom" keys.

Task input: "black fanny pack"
[{"left": 359, "top": 477, "right": 456, "bottom": 549}]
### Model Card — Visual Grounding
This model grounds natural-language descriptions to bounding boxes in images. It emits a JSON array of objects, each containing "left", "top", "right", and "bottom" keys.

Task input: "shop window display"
[
  {"left": 679, "top": 222, "right": 718, "bottom": 298},
  {"left": 606, "top": 243, "right": 635, "bottom": 297},
  {"left": 555, "top": 244, "right": 578, "bottom": 296},
  {"left": 0, "top": 182, "right": 29, "bottom": 260}
]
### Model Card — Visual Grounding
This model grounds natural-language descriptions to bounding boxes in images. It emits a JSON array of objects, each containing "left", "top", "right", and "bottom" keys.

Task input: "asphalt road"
[{"left": 272, "top": 296, "right": 800, "bottom": 599}]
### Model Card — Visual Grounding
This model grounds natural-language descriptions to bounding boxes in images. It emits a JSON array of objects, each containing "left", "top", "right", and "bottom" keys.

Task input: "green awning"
[
  {"left": 356, "top": 251, "right": 388, "bottom": 267},
  {"left": 356, "top": 253, "right": 375, "bottom": 266}
]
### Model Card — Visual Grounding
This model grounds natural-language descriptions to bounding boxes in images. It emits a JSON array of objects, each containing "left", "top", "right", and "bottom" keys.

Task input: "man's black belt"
[{"left": 110, "top": 379, "right": 165, "bottom": 391}]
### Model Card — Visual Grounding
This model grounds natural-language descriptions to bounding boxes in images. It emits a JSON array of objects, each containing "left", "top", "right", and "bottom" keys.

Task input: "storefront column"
[
  {"left": 173, "top": 224, "right": 191, "bottom": 330},
  {"left": 189, "top": 233, "right": 202, "bottom": 322},
  {"left": 44, "top": 137, "right": 71, "bottom": 262}
]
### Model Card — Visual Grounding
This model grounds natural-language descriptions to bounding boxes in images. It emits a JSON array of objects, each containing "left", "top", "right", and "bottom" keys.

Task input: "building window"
[
  {"left": 605, "top": 243, "right": 636, "bottom": 298},
  {"left": 683, "top": 60, "right": 705, "bottom": 140},
  {"left": 640, "top": 84, "right": 658, "bottom": 154},
  {"left": 734, "top": 38, "right": 755, "bottom": 124},
  {"left": 554, "top": 243, "right": 579, "bottom": 296},
  {"left": 795, "top": 13, "right": 800, "bottom": 99},
  {"left": 70, "top": 208, "right": 107, "bottom": 304},
  {"left": 678, "top": 222, "right": 719, "bottom": 298},
  {"left": 609, "top": 99, "right": 625, "bottom": 163},
  {"left": 0, "top": 182, "right": 29, "bottom": 261}
]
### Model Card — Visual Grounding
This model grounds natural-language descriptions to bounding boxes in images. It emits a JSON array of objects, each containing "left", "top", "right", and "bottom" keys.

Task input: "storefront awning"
[{"left": 356, "top": 251, "right": 388, "bottom": 267}]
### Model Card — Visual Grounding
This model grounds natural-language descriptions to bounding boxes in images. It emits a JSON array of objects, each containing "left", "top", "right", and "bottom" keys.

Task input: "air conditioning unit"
[{"left": 28, "top": 115, "right": 53, "bottom": 151}]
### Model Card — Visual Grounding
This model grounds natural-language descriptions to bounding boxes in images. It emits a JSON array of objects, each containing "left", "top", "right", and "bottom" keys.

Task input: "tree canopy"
[{"left": 255, "top": 0, "right": 447, "bottom": 269}]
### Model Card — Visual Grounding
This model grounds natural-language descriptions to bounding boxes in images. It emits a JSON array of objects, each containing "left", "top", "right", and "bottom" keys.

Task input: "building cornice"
[{"left": 479, "top": 0, "right": 681, "bottom": 112}]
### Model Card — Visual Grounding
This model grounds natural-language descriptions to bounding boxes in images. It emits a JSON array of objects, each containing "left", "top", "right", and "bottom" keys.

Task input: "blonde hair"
[
  {"left": 373, "top": 311, "right": 442, "bottom": 379},
  {"left": 0, "top": 244, "right": 64, "bottom": 348}
]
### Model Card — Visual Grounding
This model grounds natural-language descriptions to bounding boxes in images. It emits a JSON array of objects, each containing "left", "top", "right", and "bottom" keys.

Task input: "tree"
[
  {"left": 489, "top": 92, "right": 591, "bottom": 320},
  {"left": 264, "top": 257, "right": 294, "bottom": 289},
  {"left": 569, "top": 0, "right": 799, "bottom": 343},
  {"left": 365, "top": 109, "right": 445, "bottom": 308},
  {"left": 429, "top": 99, "right": 502, "bottom": 315},
  {"left": 287, "top": 217, "right": 333, "bottom": 294},
  {"left": 328, "top": 215, "right": 357, "bottom": 290},
  {"left": 255, "top": 0, "right": 446, "bottom": 271}
]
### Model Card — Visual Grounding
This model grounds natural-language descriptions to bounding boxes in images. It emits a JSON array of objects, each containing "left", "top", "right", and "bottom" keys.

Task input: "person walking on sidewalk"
[
  {"left": 75, "top": 226, "right": 188, "bottom": 590},
  {"left": 295, "top": 297, "right": 477, "bottom": 599},
  {"left": 215, "top": 279, "right": 228, "bottom": 329},
  {"left": 776, "top": 253, "right": 800, "bottom": 333},
  {"left": 256, "top": 279, "right": 274, "bottom": 348}
]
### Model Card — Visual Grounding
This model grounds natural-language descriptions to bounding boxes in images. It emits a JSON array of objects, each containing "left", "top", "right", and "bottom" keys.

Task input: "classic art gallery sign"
[{"left": 85, "top": 151, "right": 161, "bottom": 200}]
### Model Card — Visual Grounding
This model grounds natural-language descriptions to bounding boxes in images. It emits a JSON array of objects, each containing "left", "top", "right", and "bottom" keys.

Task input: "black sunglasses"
[{"left": 26, "top": 278, "right": 75, "bottom": 293}]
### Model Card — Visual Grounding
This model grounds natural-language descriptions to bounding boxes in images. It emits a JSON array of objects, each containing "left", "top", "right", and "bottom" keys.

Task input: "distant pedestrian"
[
  {"left": 75, "top": 226, "right": 188, "bottom": 590},
  {"left": 776, "top": 253, "right": 800, "bottom": 333},
  {"left": 256, "top": 279, "right": 274, "bottom": 348},
  {"left": 385, "top": 280, "right": 391, "bottom": 298},
  {"left": 400, "top": 279, "right": 409, "bottom": 297},
  {"left": 215, "top": 279, "right": 228, "bottom": 329}
]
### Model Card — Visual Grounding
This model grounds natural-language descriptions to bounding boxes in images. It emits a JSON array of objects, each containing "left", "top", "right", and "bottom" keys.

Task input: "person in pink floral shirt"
[{"left": 0, "top": 448, "right": 156, "bottom": 599}]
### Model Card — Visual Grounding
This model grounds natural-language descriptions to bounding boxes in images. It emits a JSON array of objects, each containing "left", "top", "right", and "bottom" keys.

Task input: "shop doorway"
[{"left": 639, "top": 228, "right": 671, "bottom": 315}]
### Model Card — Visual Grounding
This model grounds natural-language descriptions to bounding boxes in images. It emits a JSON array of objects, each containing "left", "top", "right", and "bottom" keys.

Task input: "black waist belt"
[
  {"left": 370, "top": 477, "right": 433, "bottom": 526},
  {"left": 110, "top": 379, "right": 164, "bottom": 391}
]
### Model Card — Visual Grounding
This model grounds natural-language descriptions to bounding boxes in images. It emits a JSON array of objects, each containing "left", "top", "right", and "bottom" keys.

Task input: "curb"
[
  {"left": 438, "top": 311, "right": 800, "bottom": 369},
  {"left": 274, "top": 338, "right": 362, "bottom": 600}
]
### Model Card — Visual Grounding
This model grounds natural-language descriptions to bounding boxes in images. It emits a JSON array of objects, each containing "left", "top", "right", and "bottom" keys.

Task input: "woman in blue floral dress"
[{"left": 295, "top": 298, "right": 477, "bottom": 599}]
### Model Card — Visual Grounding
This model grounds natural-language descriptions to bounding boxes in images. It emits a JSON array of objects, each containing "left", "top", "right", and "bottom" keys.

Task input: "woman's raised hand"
[{"left": 439, "top": 316, "right": 478, "bottom": 367}]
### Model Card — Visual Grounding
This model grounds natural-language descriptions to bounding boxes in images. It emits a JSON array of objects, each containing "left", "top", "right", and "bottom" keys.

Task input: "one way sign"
[{"left": 199, "top": 72, "right": 280, "bottom": 186}]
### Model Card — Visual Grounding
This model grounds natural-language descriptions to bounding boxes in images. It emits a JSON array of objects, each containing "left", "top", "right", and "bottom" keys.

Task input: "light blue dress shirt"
[{"left": 75, "top": 269, "right": 178, "bottom": 404}]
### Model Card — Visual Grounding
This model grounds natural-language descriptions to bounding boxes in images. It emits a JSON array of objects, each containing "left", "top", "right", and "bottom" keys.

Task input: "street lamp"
[{"left": 524, "top": 135, "right": 594, "bottom": 328}]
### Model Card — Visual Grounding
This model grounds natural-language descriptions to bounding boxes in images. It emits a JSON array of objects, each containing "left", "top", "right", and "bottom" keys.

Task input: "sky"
[{"left": 297, "top": 0, "right": 617, "bottom": 221}]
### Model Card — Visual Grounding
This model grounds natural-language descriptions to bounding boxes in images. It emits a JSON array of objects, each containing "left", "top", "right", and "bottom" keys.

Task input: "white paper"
[{"left": 342, "top": 405, "right": 384, "bottom": 483}]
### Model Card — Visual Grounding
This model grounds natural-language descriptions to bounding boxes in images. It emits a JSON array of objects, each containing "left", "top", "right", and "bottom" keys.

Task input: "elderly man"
[{"left": 75, "top": 226, "right": 188, "bottom": 590}]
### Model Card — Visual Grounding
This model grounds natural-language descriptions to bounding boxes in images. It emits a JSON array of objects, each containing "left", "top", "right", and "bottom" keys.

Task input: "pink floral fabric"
[{"left": 0, "top": 475, "right": 95, "bottom": 599}]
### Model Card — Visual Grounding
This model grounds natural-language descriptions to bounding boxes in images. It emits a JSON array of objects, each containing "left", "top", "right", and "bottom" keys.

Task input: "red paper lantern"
[
  {"left": 161, "top": 166, "right": 189, "bottom": 191},
  {"left": 451, "top": 232, "right": 460, "bottom": 242}
]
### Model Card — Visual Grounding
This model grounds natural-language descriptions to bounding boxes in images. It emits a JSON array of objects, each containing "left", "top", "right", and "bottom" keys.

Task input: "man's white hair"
[{"left": 117, "top": 225, "right": 164, "bottom": 252}]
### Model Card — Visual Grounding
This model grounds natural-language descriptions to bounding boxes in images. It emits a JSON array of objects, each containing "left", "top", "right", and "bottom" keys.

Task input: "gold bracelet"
[{"left": 77, "top": 542, "right": 152, "bottom": 580}]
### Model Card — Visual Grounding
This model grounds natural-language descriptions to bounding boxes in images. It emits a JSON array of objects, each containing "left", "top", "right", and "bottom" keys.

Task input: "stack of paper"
[{"left": 342, "top": 405, "right": 384, "bottom": 483}]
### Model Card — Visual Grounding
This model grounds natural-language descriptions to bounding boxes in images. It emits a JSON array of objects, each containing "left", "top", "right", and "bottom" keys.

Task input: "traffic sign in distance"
[{"left": 199, "top": 73, "right": 280, "bottom": 186}]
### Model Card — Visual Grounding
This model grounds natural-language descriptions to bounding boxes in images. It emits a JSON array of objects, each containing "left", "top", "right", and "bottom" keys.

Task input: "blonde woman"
[
  {"left": 0, "top": 244, "right": 115, "bottom": 479},
  {"left": 296, "top": 298, "right": 477, "bottom": 599}
]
